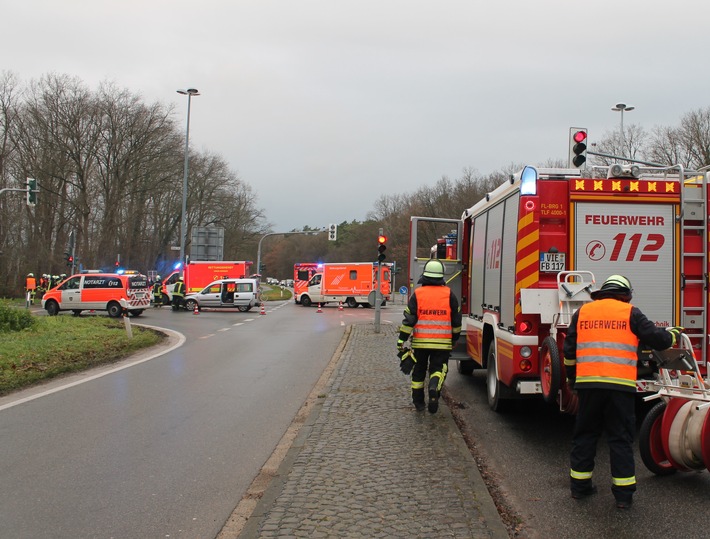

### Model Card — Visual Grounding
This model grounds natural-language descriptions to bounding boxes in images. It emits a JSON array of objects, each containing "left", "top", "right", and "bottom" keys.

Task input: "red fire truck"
[
  {"left": 162, "top": 260, "right": 253, "bottom": 301},
  {"left": 408, "top": 164, "right": 707, "bottom": 412}
]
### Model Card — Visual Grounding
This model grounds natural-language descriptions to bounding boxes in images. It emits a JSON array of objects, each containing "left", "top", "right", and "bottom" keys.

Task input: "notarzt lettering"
[
  {"left": 585, "top": 215, "right": 664, "bottom": 226},
  {"left": 578, "top": 319, "right": 629, "bottom": 330}
]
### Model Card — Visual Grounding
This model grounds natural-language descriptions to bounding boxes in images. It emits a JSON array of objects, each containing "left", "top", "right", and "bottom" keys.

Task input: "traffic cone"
[
  {"left": 193, "top": 304, "right": 199, "bottom": 315},
  {"left": 317, "top": 303, "right": 323, "bottom": 313},
  {"left": 260, "top": 302, "right": 266, "bottom": 315},
  {"left": 338, "top": 301, "right": 343, "bottom": 311}
]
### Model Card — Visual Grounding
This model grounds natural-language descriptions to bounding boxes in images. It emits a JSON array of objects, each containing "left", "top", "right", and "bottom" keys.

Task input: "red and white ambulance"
[{"left": 42, "top": 271, "right": 151, "bottom": 318}]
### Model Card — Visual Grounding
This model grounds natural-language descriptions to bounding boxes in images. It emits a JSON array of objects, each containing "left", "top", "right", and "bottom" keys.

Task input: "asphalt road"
[
  {"left": 446, "top": 366, "right": 710, "bottom": 539},
  {"left": 0, "top": 300, "right": 401, "bottom": 538}
]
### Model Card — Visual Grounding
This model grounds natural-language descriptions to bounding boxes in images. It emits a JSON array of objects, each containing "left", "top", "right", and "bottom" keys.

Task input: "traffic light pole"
[
  {"left": 0, "top": 187, "right": 31, "bottom": 196},
  {"left": 374, "top": 263, "right": 382, "bottom": 333}
]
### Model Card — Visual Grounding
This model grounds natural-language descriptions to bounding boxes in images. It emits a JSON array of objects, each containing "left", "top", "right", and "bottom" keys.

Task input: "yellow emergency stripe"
[
  {"left": 411, "top": 381, "right": 425, "bottom": 389},
  {"left": 612, "top": 476, "right": 636, "bottom": 486},
  {"left": 570, "top": 469, "right": 593, "bottom": 480},
  {"left": 514, "top": 211, "right": 539, "bottom": 318},
  {"left": 575, "top": 376, "right": 636, "bottom": 389}
]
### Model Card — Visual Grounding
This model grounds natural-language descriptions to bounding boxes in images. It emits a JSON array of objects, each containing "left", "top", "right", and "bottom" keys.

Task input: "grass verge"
[
  {"left": 0, "top": 312, "right": 164, "bottom": 396},
  {"left": 261, "top": 285, "right": 292, "bottom": 301}
]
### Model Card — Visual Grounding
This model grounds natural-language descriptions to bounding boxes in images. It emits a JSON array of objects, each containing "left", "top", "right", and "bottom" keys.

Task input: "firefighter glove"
[
  {"left": 397, "top": 339, "right": 406, "bottom": 351},
  {"left": 666, "top": 326, "right": 684, "bottom": 346},
  {"left": 398, "top": 349, "right": 416, "bottom": 375}
]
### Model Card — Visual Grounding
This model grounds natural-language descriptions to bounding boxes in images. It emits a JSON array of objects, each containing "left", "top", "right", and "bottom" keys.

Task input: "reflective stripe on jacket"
[
  {"left": 411, "top": 286, "right": 453, "bottom": 350},
  {"left": 575, "top": 299, "right": 638, "bottom": 389},
  {"left": 174, "top": 281, "right": 186, "bottom": 297}
]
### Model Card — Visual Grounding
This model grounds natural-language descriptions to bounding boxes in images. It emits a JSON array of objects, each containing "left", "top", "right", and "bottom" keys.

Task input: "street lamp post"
[
  {"left": 177, "top": 88, "right": 200, "bottom": 265},
  {"left": 611, "top": 102, "right": 634, "bottom": 157}
]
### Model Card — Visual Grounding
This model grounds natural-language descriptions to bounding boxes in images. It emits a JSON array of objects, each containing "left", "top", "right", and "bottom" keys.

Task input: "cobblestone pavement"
[{"left": 237, "top": 323, "right": 509, "bottom": 538}]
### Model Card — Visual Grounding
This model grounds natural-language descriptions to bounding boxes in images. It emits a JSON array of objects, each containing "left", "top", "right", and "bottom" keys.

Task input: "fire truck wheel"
[
  {"left": 346, "top": 298, "right": 358, "bottom": 308},
  {"left": 639, "top": 401, "right": 677, "bottom": 476},
  {"left": 130, "top": 310, "right": 144, "bottom": 317},
  {"left": 301, "top": 296, "right": 312, "bottom": 307},
  {"left": 540, "top": 336, "right": 561, "bottom": 404},
  {"left": 45, "top": 300, "right": 59, "bottom": 316},
  {"left": 107, "top": 301, "right": 123, "bottom": 318},
  {"left": 486, "top": 346, "right": 511, "bottom": 412}
]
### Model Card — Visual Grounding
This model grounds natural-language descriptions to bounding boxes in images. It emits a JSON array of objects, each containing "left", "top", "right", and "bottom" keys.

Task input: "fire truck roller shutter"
[{"left": 574, "top": 202, "right": 675, "bottom": 328}]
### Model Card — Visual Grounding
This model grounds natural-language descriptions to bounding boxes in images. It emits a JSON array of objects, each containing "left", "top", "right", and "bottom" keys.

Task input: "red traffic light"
[
  {"left": 378, "top": 235, "right": 387, "bottom": 244},
  {"left": 573, "top": 130, "right": 587, "bottom": 144}
]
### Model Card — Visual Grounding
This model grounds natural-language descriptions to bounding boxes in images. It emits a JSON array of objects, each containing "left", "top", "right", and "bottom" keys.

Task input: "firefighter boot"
[
  {"left": 570, "top": 477, "right": 598, "bottom": 499},
  {"left": 412, "top": 388, "right": 426, "bottom": 412},
  {"left": 428, "top": 377, "right": 440, "bottom": 414}
]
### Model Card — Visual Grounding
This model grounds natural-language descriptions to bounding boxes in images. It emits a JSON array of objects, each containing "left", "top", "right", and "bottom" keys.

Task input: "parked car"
[{"left": 183, "top": 278, "right": 260, "bottom": 312}]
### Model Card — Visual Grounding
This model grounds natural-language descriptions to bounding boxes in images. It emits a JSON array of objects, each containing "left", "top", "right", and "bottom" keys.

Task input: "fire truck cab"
[{"left": 409, "top": 164, "right": 708, "bottom": 412}]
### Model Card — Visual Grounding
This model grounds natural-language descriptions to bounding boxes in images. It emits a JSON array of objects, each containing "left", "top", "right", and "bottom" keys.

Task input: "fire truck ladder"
[{"left": 679, "top": 167, "right": 708, "bottom": 367}]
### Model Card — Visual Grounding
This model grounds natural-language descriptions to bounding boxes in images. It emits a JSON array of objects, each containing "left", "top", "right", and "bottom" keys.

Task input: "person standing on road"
[
  {"left": 152, "top": 276, "right": 163, "bottom": 308},
  {"left": 25, "top": 273, "right": 37, "bottom": 305},
  {"left": 172, "top": 275, "right": 186, "bottom": 311},
  {"left": 563, "top": 274, "right": 678, "bottom": 509},
  {"left": 397, "top": 259, "right": 462, "bottom": 413}
]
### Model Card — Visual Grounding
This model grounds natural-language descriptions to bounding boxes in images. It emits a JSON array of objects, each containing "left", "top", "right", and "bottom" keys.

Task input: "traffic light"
[
  {"left": 328, "top": 223, "right": 337, "bottom": 241},
  {"left": 26, "top": 178, "right": 37, "bottom": 206},
  {"left": 569, "top": 128, "right": 588, "bottom": 168},
  {"left": 377, "top": 230, "right": 387, "bottom": 263},
  {"left": 64, "top": 252, "right": 73, "bottom": 267}
]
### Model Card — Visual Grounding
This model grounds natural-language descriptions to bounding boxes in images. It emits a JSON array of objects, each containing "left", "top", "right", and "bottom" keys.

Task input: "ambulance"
[
  {"left": 293, "top": 262, "right": 320, "bottom": 304},
  {"left": 408, "top": 163, "right": 707, "bottom": 411},
  {"left": 296, "top": 262, "right": 392, "bottom": 308},
  {"left": 42, "top": 272, "right": 151, "bottom": 317},
  {"left": 161, "top": 260, "right": 253, "bottom": 302}
]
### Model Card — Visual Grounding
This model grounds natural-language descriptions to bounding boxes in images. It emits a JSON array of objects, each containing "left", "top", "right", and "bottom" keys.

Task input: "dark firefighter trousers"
[
  {"left": 411, "top": 348, "right": 449, "bottom": 404},
  {"left": 570, "top": 388, "right": 636, "bottom": 502}
]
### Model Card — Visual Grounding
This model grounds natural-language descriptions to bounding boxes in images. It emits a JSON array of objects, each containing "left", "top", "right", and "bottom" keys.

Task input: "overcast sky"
[{"left": 5, "top": 1, "right": 709, "bottom": 231}]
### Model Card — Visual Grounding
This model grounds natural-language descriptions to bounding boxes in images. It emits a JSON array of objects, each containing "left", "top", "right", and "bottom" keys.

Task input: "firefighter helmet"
[
  {"left": 27, "top": 273, "right": 34, "bottom": 277},
  {"left": 590, "top": 274, "right": 633, "bottom": 300},
  {"left": 422, "top": 259, "right": 445, "bottom": 279}
]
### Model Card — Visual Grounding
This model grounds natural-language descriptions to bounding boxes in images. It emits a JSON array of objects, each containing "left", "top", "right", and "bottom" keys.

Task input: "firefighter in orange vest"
[
  {"left": 397, "top": 259, "right": 462, "bottom": 413},
  {"left": 563, "top": 275, "right": 679, "bottom": 509},
  {"left": 25, "top": 273, "right": 37, "bottom": 305}
]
